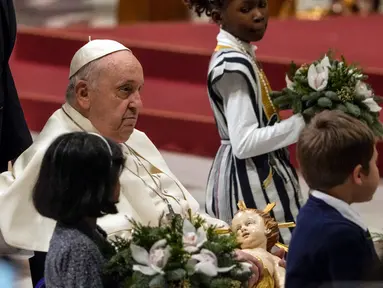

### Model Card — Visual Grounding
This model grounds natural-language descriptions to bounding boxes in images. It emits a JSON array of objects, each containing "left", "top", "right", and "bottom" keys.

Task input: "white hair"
[{"left": 65, "top": 60, "right": 101, "bottom": 102}]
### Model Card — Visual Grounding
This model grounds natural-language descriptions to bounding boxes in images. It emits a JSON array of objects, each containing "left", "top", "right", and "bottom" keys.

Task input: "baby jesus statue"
[{"left": 231, "top": 201, "right": 295, "bottom": 288}]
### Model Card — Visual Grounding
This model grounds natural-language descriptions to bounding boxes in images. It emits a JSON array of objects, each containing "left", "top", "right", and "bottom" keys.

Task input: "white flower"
[
  {"left": 308, "top": 55, "right": 331, "bottom": 91},
  {"left": 321, "top": 55, "right": 331, "bottom": 68},
  {"left": 239, "top": 261, "right": 253, "bottom": 272},
  {"left": 363, "top": 98, "right": 382, "bottom": 113},
  {"left": 182, "top": 219, "right": 207, "bottom": 253},
  {"left": 130, "top": 239, "right": 171, "bottom": 276},
  {"left": 355, "top": 81, "right": 373, "bottom": 98},
  {"left": 285, "top": 74, "right": 294, "bottom": 90},
  {"left": 187, "top": 249, "right": 235, "bottom": 277}
]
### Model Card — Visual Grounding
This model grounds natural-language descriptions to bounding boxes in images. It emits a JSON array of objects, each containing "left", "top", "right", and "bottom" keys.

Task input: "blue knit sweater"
[
  {"left": 286, "top": 195, "right": 382, "bottom": 288},
  {"left": 44, "top": 221, "right": 114, "bottom": 288}
]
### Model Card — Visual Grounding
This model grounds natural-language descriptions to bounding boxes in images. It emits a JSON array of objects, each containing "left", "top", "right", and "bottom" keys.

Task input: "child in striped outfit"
[{"left": 184, "top": 0, "right": 305, "bottom": 243}]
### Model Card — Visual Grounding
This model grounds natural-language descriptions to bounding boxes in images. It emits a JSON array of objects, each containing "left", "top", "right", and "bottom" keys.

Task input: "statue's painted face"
[{"left": 231, "top": 210, "right": 267, "bottom": 249}]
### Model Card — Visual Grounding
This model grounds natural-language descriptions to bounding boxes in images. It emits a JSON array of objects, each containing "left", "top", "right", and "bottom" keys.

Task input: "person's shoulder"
[
  {"left": 292, "top": 202, "right": 363, "bottom": 246},
  {"left": 49, "top": 226, "right": 102, "bottom": 262},
  {"left": 212, "top": 49, "right": 250, "bottom": 62},
  {"left": 126, "top": 129, "right": 153, "bottom": 147},
  {"left": 130, "top": 128, "right": 147, "bottom": 138},
  {"left": 11, "top": 108, "right": 70, "bottom": 172},
  {"left": 305, "top": 221, "right": 366, "bottom": 256},
  {"left": 323, "top": 222, "right": 366, "bottom": 242},
  {"left": 209, "top": 49, "right": 253, "bottom": 76},
  {"left": 51, "top": 225, "right": 92, "bottom": 247}
]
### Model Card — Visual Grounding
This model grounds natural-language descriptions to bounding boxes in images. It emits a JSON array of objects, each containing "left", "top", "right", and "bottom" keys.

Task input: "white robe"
[{"left": 0, "top": 103, "right": 226, "bottom": 252}]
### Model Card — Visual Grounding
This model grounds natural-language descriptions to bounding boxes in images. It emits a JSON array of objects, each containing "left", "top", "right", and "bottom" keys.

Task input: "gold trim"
[
  {"left": 215, "top": 228, "right": 231, "bottom": 234},
  {"left": 278, "top": 222, "right": 296, "bottom": 229},
  {"left": 238, "top": 200, "right": 247, "bottom": 211},
  {"left": 275, "top": 242, "right": 289, "bottom": 252},
  {"left": 263, "top": 202, "right": 276, "bottom": 214}
]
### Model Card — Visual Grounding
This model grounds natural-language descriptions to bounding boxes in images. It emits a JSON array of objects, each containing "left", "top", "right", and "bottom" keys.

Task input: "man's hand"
[{"left": 235, "top": 249, "right": 263, "bottom": 287}]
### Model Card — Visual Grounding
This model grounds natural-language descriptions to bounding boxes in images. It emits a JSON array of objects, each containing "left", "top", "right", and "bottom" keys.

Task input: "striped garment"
[{"left": 205, "top": 33, "right": 303, "bottom": 243}]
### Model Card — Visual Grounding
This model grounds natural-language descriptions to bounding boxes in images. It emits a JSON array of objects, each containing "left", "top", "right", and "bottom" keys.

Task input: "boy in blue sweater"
[{"left": 286, "top": 110, "right": 382, "bottom": 287}]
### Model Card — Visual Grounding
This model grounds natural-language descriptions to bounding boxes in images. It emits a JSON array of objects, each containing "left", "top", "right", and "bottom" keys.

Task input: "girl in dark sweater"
[{"left": 33, "top": 132, "right": 124, "bottom": 288}]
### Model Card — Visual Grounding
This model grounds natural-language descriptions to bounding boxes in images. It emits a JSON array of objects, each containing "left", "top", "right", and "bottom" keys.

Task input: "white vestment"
[{"left": 0, "top": 103, "right": 226, "bottom": 252}]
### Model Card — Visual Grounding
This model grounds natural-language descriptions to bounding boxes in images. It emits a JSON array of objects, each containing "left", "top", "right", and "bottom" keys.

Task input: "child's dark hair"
[
  {"left": 184, "top": 0, "right": 225, "bottom": 20},
  {"left": 33, "top": 132, "right": 125, "bottom": 225},
  {"left": 297, "top": 110, "right": 375, "bottom": 192}
]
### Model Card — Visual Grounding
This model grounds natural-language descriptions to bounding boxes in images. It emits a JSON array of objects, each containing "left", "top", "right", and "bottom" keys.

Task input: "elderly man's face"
[{"left": 78, "top": 50, "right": 144, "bottom": 143}]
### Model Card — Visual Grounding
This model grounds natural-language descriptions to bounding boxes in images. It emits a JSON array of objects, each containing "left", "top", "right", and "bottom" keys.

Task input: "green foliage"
[
  {"left": 271, "top": 51, "right": 383, "bottom": 137},
  {"left": 103, "top": 214, "right": 250, "bottom": 288}
]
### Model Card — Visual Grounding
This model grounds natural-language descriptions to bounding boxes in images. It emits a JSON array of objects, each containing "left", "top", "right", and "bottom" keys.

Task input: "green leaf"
[
  {"left": 302, "top": 106, "right": 317, "bottom": 118},
  {"left": 335, "top": 103, "right": 348, "bottom": 113},
  {"left": 324, "top": 91, "right": 340, "bottom": 101},
  {"left": 229, "top": 266, "right": 252, "bottom": 282},
  {"left": 210, "top": 278, "right": 242, "bottom": 288},
  {"left": 131, "top": 272, "right": 152, "bottom": 287},
  {"left": 360, "top": 110, "right": 374, "bottom": 125},
  {"left": 167, "top": 269, "right": 187, "bottom": 281},
  {"left": 149, "top": 275, "right": 166, "bottom": 287},
  {"left": 341, "top": 55, "right": 347, "bottom": 66},
  {"left": 354, "top": 93, "right": 366, "bottom": 103},
  {"left": 345, "top": 102, "right": 361, "bottom": 117},
  {"left": 306, "top": 98, "right": 318, "bottom": 107},
  {"left": 286, "top": 88, "right": 297, "bottom": 98},
  {"left": 317, "top": 97, "right": 333, "bottom": 108},
  {"left": 269, "top": 91, "right": 283, "bottom": 99},
  {"left": 292, "top": 99, "right": 303, "bottom": 114},
  {"left": 273, "top": 94, "right": 292, "bottom": 106},
  {"left": 302, "top": 91, "right": 321, "bottom": 101},
  {"left": 288, "top": 61, "right": 298, "bottom": 79}
]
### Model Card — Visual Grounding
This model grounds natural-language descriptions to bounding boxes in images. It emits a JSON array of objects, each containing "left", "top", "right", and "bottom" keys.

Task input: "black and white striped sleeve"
[{"left": 210, "top": 53, "right": 305, "bottom": 159}]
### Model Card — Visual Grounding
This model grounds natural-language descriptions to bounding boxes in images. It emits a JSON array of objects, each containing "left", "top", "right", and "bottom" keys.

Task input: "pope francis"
[{"left": 0, "top": 39, "right": 227, "bottom": 255}]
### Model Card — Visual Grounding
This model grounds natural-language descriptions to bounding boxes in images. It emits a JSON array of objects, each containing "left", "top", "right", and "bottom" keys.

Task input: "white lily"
[
  {"left": 321, "top": 55, "right": 331, "bottom": 68},
  {"left": 182, "top": 219, "right": 207, "bottom": 253},
  {"left": 363, "top": 98, "right": 382, "bottom": 112},
  {"left": 285, "top": 74, "right": 294, "bottom": 90},
  {"left": 355, "top": 80, "right": 373, "bottom": 98},
  {"left": 187, "top": 249, "right": 236, "bottom": 277},
  {"left": 130, "top": 239, "right": 171, "bottom": 276},
  {"left": 307, "top": 55, "right": 331, "bottom": 91}
]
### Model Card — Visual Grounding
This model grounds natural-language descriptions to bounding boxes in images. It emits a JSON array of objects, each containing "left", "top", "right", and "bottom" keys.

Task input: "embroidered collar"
[
  {"left": 311, "top": 190, "right": 368, "bottom": 231},
  {"left": 216, "top": 28, "right": 257, "bottom": 58}
]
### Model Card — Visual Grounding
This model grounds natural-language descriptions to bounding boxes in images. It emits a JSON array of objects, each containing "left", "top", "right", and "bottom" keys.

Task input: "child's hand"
[
  {"left": 235, "top": 249, "right": 263, "bottom": 286},
  {"left": 272, "top": 247, "right": 286, "bottom": 268}
]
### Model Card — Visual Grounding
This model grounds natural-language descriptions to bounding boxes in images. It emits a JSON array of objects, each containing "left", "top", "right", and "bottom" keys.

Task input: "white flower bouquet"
[
  {"left": 270, "top": 51, "right": 383, "bottom": 136},
  {"left": 104, "top": 212, "right": 252, "bottom": 288}
]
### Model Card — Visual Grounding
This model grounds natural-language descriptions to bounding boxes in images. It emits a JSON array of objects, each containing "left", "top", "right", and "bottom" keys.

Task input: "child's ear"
[
  {"left": 211, "top": 9, "right": 222, "bottom": 24},
  {"left": 351, "top": 164, "right": 363, "bottom": 185}
]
